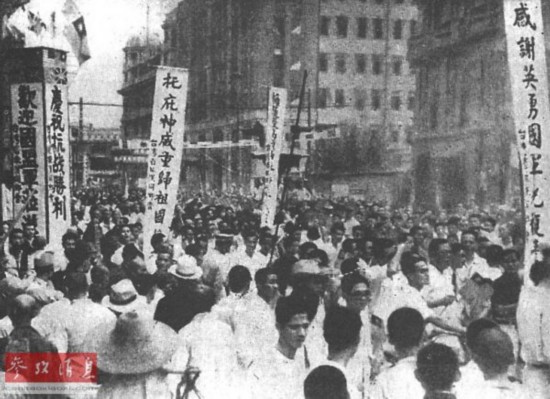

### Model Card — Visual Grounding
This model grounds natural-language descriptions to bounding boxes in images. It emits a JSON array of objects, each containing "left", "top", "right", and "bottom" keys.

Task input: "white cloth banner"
[
  {"left": 10, "top": 83, "right": 47, "bottom": 237},
  {"left": 143, "top": 66, "right": 189, "bottom": 260},
  {"left": 261, "top": 87, "right": 287, "bottom": 228},
  {"left": 45, "top": 82, "right": 72, "bottom": 241},
  {"left": 503, "top": 0, "right": 550, "bottom": 279}
]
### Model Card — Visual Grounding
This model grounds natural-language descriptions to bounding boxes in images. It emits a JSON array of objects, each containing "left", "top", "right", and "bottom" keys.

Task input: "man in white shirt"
[
  {"left": 248, "top": 294, "right": 315, "bottom": 399},
  {"left": 202, "top": 234, "right": 234, "bottom": 301},
  {"left": 423, "top": 239, "right": 456, "bottom": 315},
  {"left": 233, "top": 268, "right": 279, "bottom": 367},
  {"left": 230, "top": 231, "right": 268, "bottom": 277},
  {"left": 320, "top": 306, "right": 363, "bottom": 399},
  {"left": 461, "top": 230, "right": 499, "bottom": 281},
  {"left": 319, "top": 222, "right": 345, "bottom": 267},
  {"left": 110, "top": 224, "right": 136, "bottom": 266},
  {"left": 371, "top": 307, "right": 426, "bottom": 399}
]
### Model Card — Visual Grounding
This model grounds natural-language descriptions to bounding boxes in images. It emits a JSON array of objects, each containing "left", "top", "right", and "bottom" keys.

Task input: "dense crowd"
[{"left": 0, "top": 186, "right": 547, "bottom": 399}]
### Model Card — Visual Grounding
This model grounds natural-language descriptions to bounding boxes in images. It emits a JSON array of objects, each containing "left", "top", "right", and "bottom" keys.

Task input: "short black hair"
[
  {"left": 410, "top": 225, "right": 423, "bottom": 236},
  {"left": 64, "top": 272, "right": 89, "bottom": 295},
  {"left": 299, "top": 242, "right": 318, "bottom": 259},
  {"left": 330, "top": 222, "right": 345, "bottom": 234},
  {"left": 530, "top": 260, "right": 549, "bottom": 286},
  {"left": 307, "top": 227, "right": 321, "bottom": 241},
  {"left": 465, "top": 318, "right": 498, "bottom": 352},
  {"left": 275, "top": 292, "right": 316, "bottom": 325},
  {"left": 185, "top": 243, "right": 202, "bottom": 258},
  {"left": 400, "top": 251, "right": 426, "bottom": 276},
  {"left": 416, "top": 343, "right": 459, "bottom": 391},
  {"left": 254, "top": 267, "right": 276, "bottom": 287},
  {"left": 428, "top": 238, "right": 448, "bottom": 258},
  {"left": 341, "top": 273, "right": 369, "bottom": 296},
  {"left": 304, "top": 366, "right": 348, "bottom": 399},
  {"left": 62, "top": 230, "right": 79, "bottom": 244},
  {"left": 387, "top": 307, "right": 424, "bottom": 349},
  {"left": 340, "top": 258, "right": 360, "bottom": 276},
  {"left": 323, "top": 306, "right": 362, "bottom": 353},
  {"left": 150, "top": 233, "right": 166, "bottom": 248},
  {"left": 341, "top": 239, "right": 356, "bottom": 253},
  {"left": 311, "top": 249, "right": 329, "bottom": 266},
  {"left": 485, "top": 245, "right": 503, "bottom": 265},
  {"left": 227, "top": 265, "right": 252, "bottom": 293},
  {"left": 447, "top": 216, "right": 461, "bottom": 226}
]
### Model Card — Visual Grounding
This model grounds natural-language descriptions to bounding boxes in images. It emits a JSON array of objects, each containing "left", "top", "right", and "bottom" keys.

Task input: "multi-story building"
[
  {"left": 70, "top": 124, "right": 120, "bottom": 187},
  {"left": 408, "top": 0, "right": 550, "bottom": 210},
  {"left": 161, "top": 0, "right": 417, "bottom": 200},
  {"left": 114, "top": 33, "right": 163, "bottom": 185}
]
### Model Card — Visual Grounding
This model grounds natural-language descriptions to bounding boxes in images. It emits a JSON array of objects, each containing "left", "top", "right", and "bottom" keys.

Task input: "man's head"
[
  {"left": 34, "top": 252, "right": 55, "bottom": 280},
  {"left": 62, "top": 230, "right": 79, "bottom": 257},
  {"left": 330, "top": 222, "right": 345, "bottom": 245},
  {"left": 227, "top": 265, "right": 252, "bottom": 295},
  {"left": 401, "top": 252, "right": 430, "bottom": 290},
  {"left": 410, "top": 226, "right": 424, "bottom": 247},
  {"left": 485, "top": 245, "right": 503, "bottom": 268},
  {"left": 275, "top": 294, "right": 315, "bottom": 352},
  {"left": 300, "top": 242, "right": 318, "bottom": 260},
  {"left": 259, "top": 233, "right": 274, "bottom": 255},
  {"left": 428, "top": 238, "right": 451, "bottom": 272},
  {"left": 22, "top": 223, "right": 36, "bottom": 241},
  {"left": 471, "top": 328, "right": 515, "bottom": 378},
  {"left": 119, "top": 224, "right": 133, "bottom": 245},
  {"left": 323, "top": 306, "right": 362, "bottom": 357},
  {"left": 373, "top": 238, "right": 397, "bottom": 265},
  {"left": 64, "top": 272, "right": 89, "bottom": 300},
  {"left": 352, "top": 225, "right": 365, "bottom": 241},
  {"left": 341, "top": 273, "right": 370, "bottom": 313},
  {"left": 243, "top": 231, "right": 258, "bottom": 257},
  {"left": 155, "top": 247, "right": 173, "bottom": 273},
  {"left": 387, "top": 307, "right": 424, "bottom": 351},
  {"left": 415, "top": 343, "right": 460, "bottom": 393},
  {"left": 291, "top": 260, "right": 326, "bottom": 297},
  {"left": 465, "top": 318, "right": 499, "bottom": 353},
  {"left": 501, "top": 248, "right": 520, "bottom": 275},
  {"left": 185, "top": 243, "right": 205, "bottom": 266},
  {"left": 461, "top": 230, "right": 478, "bottom": 257},
  {"left": 9, "top": 228, "right": 25, "bottom": 250},
  {"left": 255, "top": 268, "right": 279, "bottom": 304},
  {"left": 481, "top": 217, "right": 496, "bottom": 233},
  {"left": 150, "top": 233, "right": 166, "bottom": 253},
  {"left": 304, "top": 366, "right": 349, "bottom": 399},
  {"left": 469, "top": 214, "right": 482, "bottom": 229},
  {"left": 9, "top": 294, "right": 39, "bottom": 327},
  {"left": 447, "top": 216, "right": 461, "bottom": 237},
  {"left": 215, "top": 234, "right": 233, "bottom": 254}
]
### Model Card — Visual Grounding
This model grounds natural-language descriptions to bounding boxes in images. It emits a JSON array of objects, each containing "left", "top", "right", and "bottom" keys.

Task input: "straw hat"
[
  {"left": 101, "top": 279, "right": 147, "bottom": 313},
  {"left": 169, "top": 255, "right": 203, "bottom": 280},
  {"left": 34, "top": 252, "right": 55, "bottom": 271},
  {"left": 88, "top": 311, "right": 178, "bottom": 374},
  {"left": 291, "top": 259, "right": 321, "bottom": 276}
]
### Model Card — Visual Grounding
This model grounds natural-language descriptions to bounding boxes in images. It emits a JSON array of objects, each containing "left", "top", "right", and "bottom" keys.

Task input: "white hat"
[
  {"left": 101, "top": 279, "right": 147, "bottom": 314},
  {"left": 169, "top": 255, "right": 203, "bottom": 280},
  {"left": 87, "top": 311, "right": 178, "bottom": 374}
]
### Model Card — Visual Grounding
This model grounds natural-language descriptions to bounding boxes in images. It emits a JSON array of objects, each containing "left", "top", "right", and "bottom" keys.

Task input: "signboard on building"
[
  {"left": 143, "top": 66, "right": 189, "bottom": 261},
  {"left": 261, "top": 87, "right": 287, "bottom": 228},
  {"left": 331, "top": 184, "right": 350, "bottom": 198},
  {"left": 504, "top": 0, "right": 550, "bottom": 279}
]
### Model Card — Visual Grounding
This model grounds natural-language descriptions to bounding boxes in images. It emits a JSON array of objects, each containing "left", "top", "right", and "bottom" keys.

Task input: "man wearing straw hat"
[
  {"left": 89, "top": 310, "right": 180, "bottom": 398},
  {"left": 102, "top": 279, "right": 149, "bottom": 317}
]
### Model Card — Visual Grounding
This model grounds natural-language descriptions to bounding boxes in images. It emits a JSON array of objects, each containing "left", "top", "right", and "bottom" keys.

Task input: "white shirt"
[
  {"left": 229, "top": 249, "right": 268, "bottom": 277},
  {"left": 97, "top": 370, "right": 173, "bottom": 399},
  {"left": 370, "top": 356, "right": 424, "bottom": 399},
  {"left": 318, "top": 240, "right": 342, "bottom": 268},
  {"left": 460, "top": 378, "right": 528, "bottom": 399},
  {"left": 422, "top": 264, "right": 455, "bottom": 315},
  {"left": 316, "top": 360, "right": 361, "bottom": 399},
  {"left": 66, "top": 298, "right": 117, "bottom": 352},
  {"left": 455, "top": 361, "right": 484, "bottom": 397},
  {"left": 517, "top": 283, "right": 550, "bottom": 365}
]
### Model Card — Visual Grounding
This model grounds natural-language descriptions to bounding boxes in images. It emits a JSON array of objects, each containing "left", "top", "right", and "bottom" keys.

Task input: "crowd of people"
[{"left": 0, "top": 186, "right": 547, "bottom": 399}]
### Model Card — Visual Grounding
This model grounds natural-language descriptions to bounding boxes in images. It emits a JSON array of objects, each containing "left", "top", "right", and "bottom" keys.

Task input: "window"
[
  {"left": 213, "top": 128, "right": 224, "bottom": 143},
  {"left": 408, "top": 91, "right": 416, "bottom": 110},
  {"left": 356, "top": 54, "right": 367, "bottom": 74},
  {"left": 319, "top": 53, "right": 328, "bottom": 72},
  {"left": 335, "top": 53, "right": 347, "bottom": 74},
  {"left": 320, "top": 16, "right": 330, "bottom": 36},
  {"left": 318, "top": 88, "right": 330, "bottom": 108},
  {"left": 392, "top": 56, "right": 403, "bottom": 75},
  {"left": 371, "top": 89, "right": 381, "bottom": 110},
  {"left": 391, "top": 129, "right": 400, "bottom": 142},
  {"left": 372, "top": 54, "right": 383, "bottom": 75},
  {"left": 430, "top": 97, "right": 439, "bottom": 129},
  {"left": 391, "top": 92, "right": 401, "bottom": 110},
  {"left": 357, "top": 18, "right": 367, "bottom": 38},
  {"left": 393, "top": 19, "right": 403, "bottom": 40},
  {"left": 410, "top": 20, "right": 417, "bottom": 36},
  {"left": 373, "top": 18, "right": 384, "bottom": 39},
  {"left": 335, "top": 89, "right": 346, "bottom": 107},
  {"left": 354, "top": 88, "right": 367, "bottom": 110},
  {"left": 336, "top": 16, "right": 348, "bottom": 38}
]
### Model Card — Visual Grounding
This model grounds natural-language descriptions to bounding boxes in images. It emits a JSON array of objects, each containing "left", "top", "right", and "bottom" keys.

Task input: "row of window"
[
  {"left": 319, "top": 53, "right": 407, "bottom": 76},
  {"left": 320, "top": 16, "right": 416, "bottom": 40},
  {"left": 317, "top": 88, "right": 415, "bottom": 111}
]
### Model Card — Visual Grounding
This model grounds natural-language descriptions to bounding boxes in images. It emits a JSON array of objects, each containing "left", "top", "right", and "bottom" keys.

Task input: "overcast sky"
[{"left": 14, "top": 0, "right": 179, "bottom": 128}]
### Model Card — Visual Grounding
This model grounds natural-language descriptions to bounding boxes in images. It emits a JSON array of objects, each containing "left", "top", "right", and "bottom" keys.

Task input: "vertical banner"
[
  {"left": 503, "top": 0, "right": 550, "bottom": 279},
  {"left": 10, "top": 83, "right": 47, "bottom": 237},
  {"left": 261, "top": 87, "right": 288, "bottom": 227},
  {"left": 82, "top": 153, "right": 89, "bottom": 186},
  {"left": 45, "top": 83, "right": 72, "bottom": 242},
  {"left": 143, "top": 67, "right": 189, "bottom": 261}
]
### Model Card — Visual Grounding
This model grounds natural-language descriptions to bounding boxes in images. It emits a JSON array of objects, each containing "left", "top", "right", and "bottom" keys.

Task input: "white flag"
[
  {"left": 291, "top": 25, "right": 301, "bottom": 35},
  {"left": 290, "top": 61, "right": 301, "bottom": 71}
]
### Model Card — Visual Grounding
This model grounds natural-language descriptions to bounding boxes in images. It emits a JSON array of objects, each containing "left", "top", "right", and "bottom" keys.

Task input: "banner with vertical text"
[
  {"left": 503, "top": 0, "right": 550, "bottom": 279},
  {"left": 261, "top": 87, "right": 287, "bottom": 228},
  {"left": 143, "top": 67, "right": 189, "bottom": 261}
]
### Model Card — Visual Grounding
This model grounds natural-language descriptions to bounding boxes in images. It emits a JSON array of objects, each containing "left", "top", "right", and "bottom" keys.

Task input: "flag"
[
  {"left": 62, "top": 0, "right": 91, "bottom": 65},
  {"left": 291, "top": 25, "right": 301, "bottom": 35},
  {"left": 27, "top": 10, "right": 46, "bottom": 35},
  {"left": 290, "top": 61, "right": 301, "bottom": 71}
]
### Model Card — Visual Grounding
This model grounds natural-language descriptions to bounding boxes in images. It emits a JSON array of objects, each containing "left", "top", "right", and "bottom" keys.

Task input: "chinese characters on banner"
[
  {"left": 5, "top": 353, "right": 97, "bottom": 383},
  {"left": 45, "top": 83, "right": 72, "bottom": 240},
  {"left": 503, "top": 0, "right": 550, "bottom": 279},
  {"left": 143, "top": 67, "right": 189, "bottom": 260},
  {"left": 261, "top": 87, "right": 288, "bottom": 228},
  {"left": 10, "top": 83, "right": 47, "bottom": 236}
]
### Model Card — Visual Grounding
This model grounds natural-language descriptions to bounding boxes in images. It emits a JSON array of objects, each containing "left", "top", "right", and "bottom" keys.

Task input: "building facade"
[
  {"left": 70, "top": 124, "right": 120, "bottom": 188},
  {"left": 408, "top": 0, "right": 550, "bottom": 210},
  {"left": 162, "top": 0, "right": 417, "bottom": 201},
  {"left": 115, "top": 33, "right": 163, "bottom": 185}
]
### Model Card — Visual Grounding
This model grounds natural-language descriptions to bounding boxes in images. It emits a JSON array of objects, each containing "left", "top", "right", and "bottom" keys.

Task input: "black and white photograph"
[{"left": 0, "top": 0, "right": 548, "bottom": 397}]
